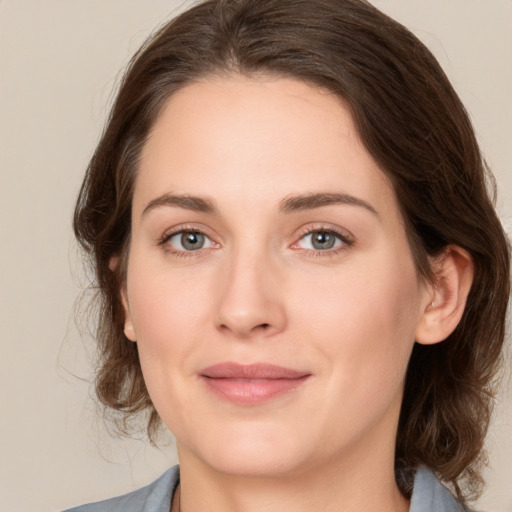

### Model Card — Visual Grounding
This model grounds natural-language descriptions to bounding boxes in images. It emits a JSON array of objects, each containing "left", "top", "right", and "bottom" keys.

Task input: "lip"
[{"left": 199, "top": 362, "right": 311, "bottom": 405}]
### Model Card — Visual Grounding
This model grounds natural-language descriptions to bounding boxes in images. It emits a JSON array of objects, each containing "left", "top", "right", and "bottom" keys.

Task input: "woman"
[{"left": 66, "top": 0, "right": 510, "bottom": 511}]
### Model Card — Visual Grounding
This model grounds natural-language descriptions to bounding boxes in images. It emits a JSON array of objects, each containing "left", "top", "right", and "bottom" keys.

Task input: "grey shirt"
[{"left": 64, "top": 465, "right": 466, "bottom": 512}]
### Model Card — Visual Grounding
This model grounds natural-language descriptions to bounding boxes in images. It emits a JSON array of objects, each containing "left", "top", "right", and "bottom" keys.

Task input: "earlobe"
[
  {"left": 109, "top": 256, "right": 120, "bottom": 272},
  {"left": 415, "top": 245, "right": 474, "bottom": 345},
  {"left": 110, "top": 255, "right": 137, "bottom": 343},
  {"left": 122, "top": 288, "right": 137, "bottom": 342},
  {"left": 121, "top": 284, "right": 137, "bottom": 342}
]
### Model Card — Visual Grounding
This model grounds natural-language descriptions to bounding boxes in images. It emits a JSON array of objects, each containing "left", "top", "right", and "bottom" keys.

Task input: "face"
[{"left": 123, "top": 75, "right": 431, "bottom": 478}]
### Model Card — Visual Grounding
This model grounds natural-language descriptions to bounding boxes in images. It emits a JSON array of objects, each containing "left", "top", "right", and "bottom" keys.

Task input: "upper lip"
[{"left": 200, "top": 362, "right": 310, "bottom": 379}]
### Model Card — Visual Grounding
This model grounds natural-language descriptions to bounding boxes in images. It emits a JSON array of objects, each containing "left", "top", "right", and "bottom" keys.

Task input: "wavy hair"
[{"left": 73, "top": 0, "right": 510, "bottom": 502}]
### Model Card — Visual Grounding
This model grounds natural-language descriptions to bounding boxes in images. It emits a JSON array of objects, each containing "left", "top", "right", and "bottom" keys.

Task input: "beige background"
[{"left": 0, "top": 1, "right": 510, "bottom": 511}]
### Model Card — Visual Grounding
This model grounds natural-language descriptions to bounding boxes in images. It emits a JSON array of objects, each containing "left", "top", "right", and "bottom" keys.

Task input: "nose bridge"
[{"left": 214, "top": 238, "right": 287, "bottom": 338}]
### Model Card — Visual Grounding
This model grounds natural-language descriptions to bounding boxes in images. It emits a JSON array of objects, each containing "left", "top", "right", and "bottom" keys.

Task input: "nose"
[{"left": 214, "top": 247, "right": 287, "bottom": 339}]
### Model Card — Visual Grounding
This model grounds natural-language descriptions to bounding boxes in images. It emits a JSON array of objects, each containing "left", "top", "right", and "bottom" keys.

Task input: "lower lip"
[{"left": 201, "top": 376, "right": 310, "bottom": 405}]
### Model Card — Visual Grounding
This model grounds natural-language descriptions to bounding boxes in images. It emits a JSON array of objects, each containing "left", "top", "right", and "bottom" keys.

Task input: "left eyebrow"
[{"left": 279, "top": 192, "right": 379, "bottom": 218}]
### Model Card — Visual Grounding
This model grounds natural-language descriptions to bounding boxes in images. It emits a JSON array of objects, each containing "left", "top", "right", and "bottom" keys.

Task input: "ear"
[
  {"left": 109, "top": 255, "right": 137, "bottom": 343},
  {"left": 415, "top": 245, "right": 474, "bottom": 345}
]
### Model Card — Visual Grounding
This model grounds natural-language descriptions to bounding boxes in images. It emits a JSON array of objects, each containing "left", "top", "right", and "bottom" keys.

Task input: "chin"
[
  {"left": 206, "top": 448, "right": 307, "bottom": 479},
  {"left": 180, "top": 421, "right": 314, "bottom": 478}
]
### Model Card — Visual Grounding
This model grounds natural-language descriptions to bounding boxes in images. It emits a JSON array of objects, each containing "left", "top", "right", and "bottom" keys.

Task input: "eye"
[
  {"left": 296, "top": 229, "right": 350, "bottom": 251},
  {"left": 165, "top": 230, "right": 215, "bottom": 252}
]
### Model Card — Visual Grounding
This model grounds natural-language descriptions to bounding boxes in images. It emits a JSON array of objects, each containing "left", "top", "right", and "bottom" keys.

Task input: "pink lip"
[{"left": 200, "top": 363, "right": 311, "bottom": 405}]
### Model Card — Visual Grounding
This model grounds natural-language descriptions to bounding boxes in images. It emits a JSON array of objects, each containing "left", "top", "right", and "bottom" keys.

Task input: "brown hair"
[{"left": 74, "top": 0, "right": 510, "bottom": 502}]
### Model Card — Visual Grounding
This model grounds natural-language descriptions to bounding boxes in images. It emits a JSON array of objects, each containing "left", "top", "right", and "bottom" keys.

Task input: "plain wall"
[{"left": 0, "top": 1, "right": 510, "bottom": 511}]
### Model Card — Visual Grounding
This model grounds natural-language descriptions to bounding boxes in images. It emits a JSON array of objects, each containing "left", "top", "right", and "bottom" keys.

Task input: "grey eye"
[
  {"left": 298, "top": 230, "right": 343, "bottom": 251},
  {"left": 311, "top": 231, "right": 336, "bottom": 250},
  {"left": 181, "top": 232, "right": 205, "bottom": 250},
  {"left": 167, "top": 231, "right": 212, "bottom": 251}
]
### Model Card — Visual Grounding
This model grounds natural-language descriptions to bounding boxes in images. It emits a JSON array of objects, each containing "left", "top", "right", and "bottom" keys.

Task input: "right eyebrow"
[{"left": 142, "top": 193, "right": 218, "bottom": 217}]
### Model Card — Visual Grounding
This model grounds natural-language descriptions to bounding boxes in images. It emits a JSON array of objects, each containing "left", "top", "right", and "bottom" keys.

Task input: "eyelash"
[
  {"left": 292, "top": 225, "right": 354, "bottom": 259},
  {"left": 157, "top": 224, "right": 217, "bottom": 259},
  {"left": 157, "top": 224, "right": 354, "bottom": 259}
]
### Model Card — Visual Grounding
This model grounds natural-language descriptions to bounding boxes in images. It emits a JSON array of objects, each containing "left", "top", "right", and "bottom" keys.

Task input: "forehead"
[{"left": 135, "top": 74, "right": 399, "bottom": 222}]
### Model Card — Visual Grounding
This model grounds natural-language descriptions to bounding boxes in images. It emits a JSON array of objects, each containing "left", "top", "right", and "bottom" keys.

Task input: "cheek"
[
  {"left": 124, "top": 253, "right": 215, "bottom": 398},
  {"left": 124, "top": 259, "right": 214, "bottom": 430},
  {"left": 127, "top": 257, "right": 209, "bottom": 342},
  {"left": 293, "top": 252, "right": 422, "bottom": 393}
]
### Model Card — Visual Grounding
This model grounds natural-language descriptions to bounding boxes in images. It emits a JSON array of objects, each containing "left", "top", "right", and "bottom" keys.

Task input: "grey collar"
[{"left": 410, "top": 466, "right": 466, "bottom": 512}]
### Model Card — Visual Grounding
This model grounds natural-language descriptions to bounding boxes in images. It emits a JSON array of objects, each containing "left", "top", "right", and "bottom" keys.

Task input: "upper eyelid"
[
  {"left": 158, "top": 223, "right": 353, "bottom": 251},
  {"left": 298, "top": 230, "right": 349, "bottom": 242},
  {"left": 160, "top": 223, "right": 216, "bottom": 240},
  {"left": 294, "top": 222, "right": 354, "bottom": 241}
]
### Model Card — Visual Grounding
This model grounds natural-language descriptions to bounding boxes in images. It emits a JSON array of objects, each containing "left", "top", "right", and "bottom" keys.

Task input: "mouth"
[{"left": 199, "top": 362, "right": 312, "bottom": 405}]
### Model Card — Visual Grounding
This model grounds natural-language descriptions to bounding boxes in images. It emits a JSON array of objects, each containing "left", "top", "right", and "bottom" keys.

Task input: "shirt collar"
[{"left": 410, "top": 466, "right": 466, "bottom": 512}]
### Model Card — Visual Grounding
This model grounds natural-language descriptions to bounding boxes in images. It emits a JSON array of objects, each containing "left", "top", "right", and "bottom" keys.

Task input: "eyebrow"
[
  {"left": 279, "top": 192, "right": 379, "bottom": 217},
  {"left": 142, "top": 193, "right": 217, "bottom": 216},
  {"left": 142, "top": 192, "right": 378, "bottom": 218}
]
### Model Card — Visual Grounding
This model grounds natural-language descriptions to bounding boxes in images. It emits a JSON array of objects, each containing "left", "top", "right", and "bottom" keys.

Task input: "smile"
[{"left": 199, "top": 363, "right": 312, "bottom": 405}]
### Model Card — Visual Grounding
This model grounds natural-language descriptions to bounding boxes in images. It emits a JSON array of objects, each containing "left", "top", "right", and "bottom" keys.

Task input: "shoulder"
[
  {"left": 62, "top": 465, "right": 179, "bottom": 512},
  {"left": 410, "top": 466, "right": 467, "bottom": 512}
]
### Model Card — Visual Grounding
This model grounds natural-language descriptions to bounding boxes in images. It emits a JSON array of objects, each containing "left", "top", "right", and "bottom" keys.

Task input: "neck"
[{"left": 175, "top": 437, "right": 409, "bottom": 512}]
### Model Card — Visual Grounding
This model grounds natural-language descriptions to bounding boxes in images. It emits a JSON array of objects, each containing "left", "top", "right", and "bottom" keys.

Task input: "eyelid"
[
  {"left": 290, "top": 223, "right": 355, "bottom": 253},
  {"left": 159, "top": 223, "right": 216, "bottom": 241},
  {"left": 156, "top": 222, "right": 354, "bottom": 258},
  {"left": 158, "top": 223, "right": 220, "bottom": 255}
]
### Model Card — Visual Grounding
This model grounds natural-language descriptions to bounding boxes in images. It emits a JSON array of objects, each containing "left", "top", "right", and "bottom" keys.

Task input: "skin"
[{"left": 121, "top": 74, "right": 473, "bottom": 512}]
